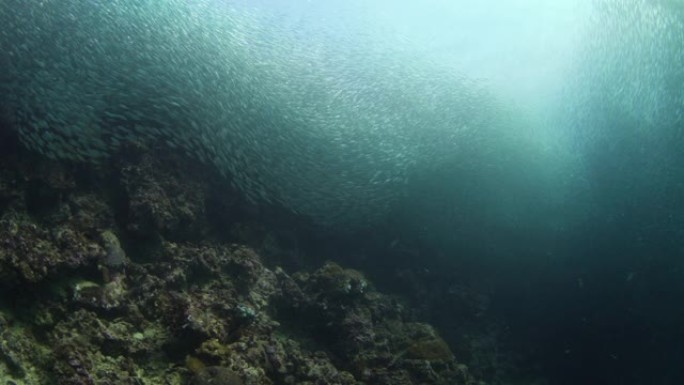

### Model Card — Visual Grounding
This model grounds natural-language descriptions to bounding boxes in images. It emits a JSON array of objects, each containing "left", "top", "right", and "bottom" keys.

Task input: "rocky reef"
[{"left": 0, "top": 128, "right": 486, "bottom": 385}]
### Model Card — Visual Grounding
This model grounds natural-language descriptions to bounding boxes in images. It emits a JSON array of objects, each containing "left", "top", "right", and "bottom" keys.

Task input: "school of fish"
[{"left": 0, "top": 0, "right": 682, "bottom": 229}]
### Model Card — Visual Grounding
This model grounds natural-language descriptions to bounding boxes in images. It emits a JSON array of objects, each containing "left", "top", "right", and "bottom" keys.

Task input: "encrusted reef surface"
[{"left": 0, "top": 128, "right": 485, "bottom": 385}]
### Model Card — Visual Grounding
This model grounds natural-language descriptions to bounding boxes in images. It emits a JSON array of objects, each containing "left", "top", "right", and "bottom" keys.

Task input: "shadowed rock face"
[
  {"left": 189, "top": 366, "right": 243, "bottom": 385},
  {"left": 0, "top": 136, "right": 483, "bottom": 385}
]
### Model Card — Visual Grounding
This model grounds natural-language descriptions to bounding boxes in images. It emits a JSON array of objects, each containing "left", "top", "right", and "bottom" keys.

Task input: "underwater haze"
[
  {"left": 1, "top": 0, "right": 593, "bottom": 229},
  {"left": 2, "top": 0, "right": 684, "bottom": 384}
]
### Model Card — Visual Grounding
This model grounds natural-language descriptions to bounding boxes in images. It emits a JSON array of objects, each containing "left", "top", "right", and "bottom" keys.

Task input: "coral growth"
[{"left": 0, "top": 137, "right": 484, "bottom": 385}]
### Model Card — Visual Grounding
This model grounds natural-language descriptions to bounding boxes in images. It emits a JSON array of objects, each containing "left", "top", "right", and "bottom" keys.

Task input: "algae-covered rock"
[
  {"left": 0, "top": 318, "right": 51, "bottom": 385},
  {"left": 188, "top": 366, "right": 243, "bottom": 385},
  {"left": 406, "top": 336, "right": 454, "bottom": 361},
  {"left": 0, "top": 132, "right": 484, "bottom": 385},
  {"left": 120, "top": 153, "right": 212, "bottom": 241},
  {"left": 302, "top": 261, "right": 369, "bottom": 300},
  {"left": 50, "top": 309, "right": 172, "bottom": 385},
  {"left": 0, "top": 219, "right": 105, "bottom": 285},
  {"left": 274, "top": 263, "right": 477, "bottom": 385},
  {"left": 100, "top": 230, "right": 127, "bottom": 270}
]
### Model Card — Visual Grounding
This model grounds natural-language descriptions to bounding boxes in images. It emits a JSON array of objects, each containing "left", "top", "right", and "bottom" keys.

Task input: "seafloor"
[{"left": 0, "top": 126, "right": 523, "bottom": 385}]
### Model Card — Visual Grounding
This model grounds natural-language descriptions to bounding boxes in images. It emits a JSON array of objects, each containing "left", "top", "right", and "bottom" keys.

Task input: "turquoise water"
[{"left": 1, "top": 0, "right": 683, "bottom": 383}]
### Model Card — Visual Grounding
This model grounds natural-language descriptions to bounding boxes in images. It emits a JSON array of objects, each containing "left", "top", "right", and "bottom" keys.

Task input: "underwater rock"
[
  {"left": 119, "top": 152, "right": 212, "bottom": 241},
  {"left": 302, "top": 261, "right": 369, "bottom": 301},
  {"left": 50, "top": 309, "right": 171, "bottom": 385},
  {"left": 0, "top": 219, "right": 105, "bottom": 285},
  {"left": 98, "top": 230, "right": 129, "bottom": 286},
  {"left": 276, "top": 263, "right": 478, "bottom": 385},
  {"left": 0, "top": 316, "right": 49, "bottom": 383},
  {"left": 188, "top": 366, "right": 243, "bottom": 385},
  {"left": 0, "top": 146, "right": 119, "bottom": 287},
  {"left": 0, "top": 134, "right": 484, "bottom": 384},
  {"left": 100, "top": 230, "right": 127, "bottom": 270},
  {"left": 72, "top": 275, "right": 127, "bottom": 310}
]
